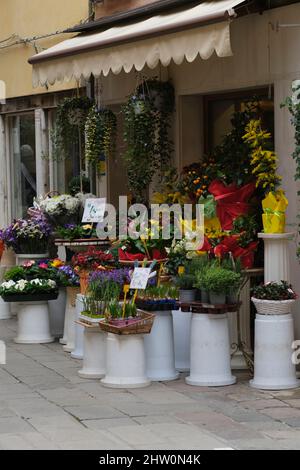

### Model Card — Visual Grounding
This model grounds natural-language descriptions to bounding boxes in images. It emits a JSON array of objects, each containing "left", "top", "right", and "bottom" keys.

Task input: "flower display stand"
[
  {"left": 101, "top": 333, "right": 150, "bottom": 388},
  {"left": 144, "top": 310, "right": 179, "bottom": 381},
  {"left": 250, "top": 312, "right": 299, "bottom": 390},
  {"left": 62, "top": 290, "right": 76, "bottom": 353},
  {"left": 48, "top": 288, "right": 66, "bottom": 339},
  {"left": 14, "top": 301, "right": 54, "bottom": 344},
  {"left": 71, "top": 294, "right": 84, "bottom": 359},
  {"left": 172, "top": 309, "right": 191, "bottom": 372},
  {"left": 185, "top": 307, "right": 236, "bottom": 387},
  {"left": 258, "top": 233, "right": 294, "bottom": 283},
  {"left": 0, "top": 267, "right": 11, "bottom": 320},
  {"left": 77, "top": 322, "right": 106, "bottom": 379},
  {"left": 15, "top": 253, "right": 49, "bottom": 266},
  {"left": 250, "top": 232, "right": 299, "bottom": 390}
]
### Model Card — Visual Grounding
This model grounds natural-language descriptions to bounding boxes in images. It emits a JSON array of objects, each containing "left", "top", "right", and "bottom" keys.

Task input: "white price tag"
[
  {"left": 82, "top": 198, "right": 106, "bottom": 223},
  {"left": 130, "top": 267, "right": 151, "bottom": 290}
]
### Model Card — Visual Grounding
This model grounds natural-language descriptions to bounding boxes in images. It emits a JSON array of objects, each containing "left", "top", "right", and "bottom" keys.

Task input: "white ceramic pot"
[
  {"left": 0, "top": 297, "right": 11, "bottom": 320},
  {"left": 71, "top": 294, "right": 84, "bottom": 359},
  {"left": 14, "top": 300, "right": 54, "bottom": 344},
  {"left": 48, "top": 288, "right": 66, "bottom": 339},
  {"left": 172, "top": 309, "right": 191, "bottom": 372},
  {"left": 15, "top": 253, "right": 49, "bottom": 266},
  {"left": 250, "top": 313, "right": 299, "bottom": 390},
  {"left": 101, "top": 333, "right": 150, "bottom": 388},
  {"left": 78, "top": 327, "right": 106, "bottom": 378},
  {"left": 186, "top": 313, "right": 236, "bottom": 387},
  {"left": 144, "top": 310, "right": 179, "bottom": 381}
]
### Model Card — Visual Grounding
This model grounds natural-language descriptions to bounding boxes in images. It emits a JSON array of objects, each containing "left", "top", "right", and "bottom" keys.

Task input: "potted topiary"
[{"left": 251, "top": 281, "right": 297, "bottom": 315}]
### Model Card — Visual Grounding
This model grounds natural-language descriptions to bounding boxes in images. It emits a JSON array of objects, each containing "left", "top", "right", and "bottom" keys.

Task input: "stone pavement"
[{"left": 1, "top": 318, "right": 300, "bottom": 450}]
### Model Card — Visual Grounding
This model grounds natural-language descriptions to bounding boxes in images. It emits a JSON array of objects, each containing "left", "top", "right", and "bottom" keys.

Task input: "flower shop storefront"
[{"left": 0, "top": 1, "right": 297, "bottom": 390}]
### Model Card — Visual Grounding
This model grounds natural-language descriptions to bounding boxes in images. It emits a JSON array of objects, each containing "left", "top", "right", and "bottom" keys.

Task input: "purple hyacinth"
[{"left": 89, "top": 268, "right": 131, "bottom": 286}]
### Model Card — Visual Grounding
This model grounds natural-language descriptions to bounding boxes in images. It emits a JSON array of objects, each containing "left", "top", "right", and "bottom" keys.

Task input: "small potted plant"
[
  {"left": 0, "top": 217, "right": 52, "bottom": 263},
  {"left": 174, "top": 273, "right": 196, "bottom": 302},
  {"left": 56, "top": 223, "right": 95, "bottom": 241},
  {"left": 251, "top": 281, "right": 297, "bottom": 315},
  {"left": 201, "top": 266, "right": 242, "bottom": 305}
]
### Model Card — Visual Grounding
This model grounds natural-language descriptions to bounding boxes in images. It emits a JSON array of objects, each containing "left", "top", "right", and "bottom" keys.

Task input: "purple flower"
[{"left": 89, "top": 268, "right": 131, "bottom": 286}]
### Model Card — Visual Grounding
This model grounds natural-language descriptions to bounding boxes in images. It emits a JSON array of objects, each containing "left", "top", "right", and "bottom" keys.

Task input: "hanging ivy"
[
  {"left": 51, "top": 96, "right": 93, "bottom": 161},
  {"left": 122, "top": 78, "right": 175, "bottom": 203},
  {"left": 281, "top": 84, "right": 300, "bottom": 186},
  {"left": 85, "top": 106, "right": 117, "bottom": 173}
]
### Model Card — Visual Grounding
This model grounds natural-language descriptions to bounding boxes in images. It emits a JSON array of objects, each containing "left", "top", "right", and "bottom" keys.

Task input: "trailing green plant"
[
  {"left": 122, "top": 78, "right": 175, "bottom": 203},
  {"left": 85, "top": 106, "right": 117, "bottom": 173},
  {"left": 281, "top": 84, "right": 300, "bottom": 184},
  {"left": 51, "top": 96, "right": 93, "bottom": 161},
  {"left": 252, "top": 281, "right": 297, "bottom": 301}
]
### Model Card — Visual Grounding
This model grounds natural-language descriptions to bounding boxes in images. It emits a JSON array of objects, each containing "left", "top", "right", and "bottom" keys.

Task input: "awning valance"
[{"left": 29, "top": 1, "right": 244, "bottom": 87}]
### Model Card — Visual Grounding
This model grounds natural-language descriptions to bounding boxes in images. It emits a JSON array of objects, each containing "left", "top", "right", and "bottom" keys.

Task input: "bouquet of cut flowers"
[{"left": 0, "top": 218, "right": 52, "bottom": 254}]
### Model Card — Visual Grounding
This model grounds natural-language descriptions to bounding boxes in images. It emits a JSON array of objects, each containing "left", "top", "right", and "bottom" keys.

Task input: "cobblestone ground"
[{"left": 1, "top": 318, "right": 300, "bottom": 450}]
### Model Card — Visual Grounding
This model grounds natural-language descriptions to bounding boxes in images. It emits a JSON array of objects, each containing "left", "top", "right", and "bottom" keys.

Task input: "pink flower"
[
  {"left": 23, "top": 260, "right": 35, "bottom": 267},
  {"left": 39, "top": 263, "right": 48, "bottom": 269}
]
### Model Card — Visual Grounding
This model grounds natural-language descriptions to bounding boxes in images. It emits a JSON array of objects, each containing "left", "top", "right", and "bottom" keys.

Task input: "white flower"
[
  {"left": 1, "top": 280, "right": 16, "bottom": 289},
  {"left": 47, "top": 280, "right": 56, "bottom": 288}
]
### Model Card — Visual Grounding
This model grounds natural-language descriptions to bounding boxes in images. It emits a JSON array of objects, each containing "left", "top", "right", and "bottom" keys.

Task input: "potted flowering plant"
[
  {"left": 71, "top": 247, "right": 114, "bottom": 294},
  {"left": 0, "top": 218, "right": 51, "bottom": 257},
  {"left": 137, "top": 285, "right": 178, "bottom": 311},
  {"left": 0, "top": 278, "right": 58, "bottom": 302},
  {"left": 251, "top": 281, "right": 297, "bottom": 315},
  {"left": 56, "top": 223, "right": 95, "bottom": 241},
  {"left": 38, "top": 194, "right": 81, "bottom": 227}
]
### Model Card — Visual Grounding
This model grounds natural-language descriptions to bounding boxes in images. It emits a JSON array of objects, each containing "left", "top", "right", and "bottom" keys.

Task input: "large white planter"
[
  {"left": 63, "top": 298, "right": 76, "bottom": 353},
  {"left": 144, "top": 310, "right": 179, "bottom": 381},
  {"left": 172, "top": 309, "right": 191, "bottom": 371},
  {"left": 15, "top": 253, "right": 49, "bottom": 266},
  {"left": 71, "top": 294, "right": 84, "bottom": 359},
  {"left": 78, "top": 327, "right": 106, "bottom": 378},
  {"left": 0, "top": 267, "right": 11, "bottom": 320},
  {"left": 186, "top": 313, "right": 236, "bottom": 386},
  {"left": 48, "top": 288, "right": 66, "bottom": 339},
  {"left": 14, "top": 300, "right": 54, "bottom": 344},
  {"left": 250, "top": 313, "right": 299, "bottom": 390},
  {"left": 101, "top": 333, "right": 150, "bottom": 388}
]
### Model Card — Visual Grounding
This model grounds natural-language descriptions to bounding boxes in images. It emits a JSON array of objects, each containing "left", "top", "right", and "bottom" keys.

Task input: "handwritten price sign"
[{"left": 82, "top": 198, "right": 106, "bottom": 223}]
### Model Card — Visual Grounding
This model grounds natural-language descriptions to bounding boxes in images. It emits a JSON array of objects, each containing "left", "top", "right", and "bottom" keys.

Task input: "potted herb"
[
  {"left": 251, "top": 281, "right": 297, "bottom": 315},
  {"left": 200, "top": 266, "right": 242, "bottom": 305}
]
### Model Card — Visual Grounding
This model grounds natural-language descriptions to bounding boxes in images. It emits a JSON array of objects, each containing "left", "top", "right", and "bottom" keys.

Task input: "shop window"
[
  {"left": 10, "top": 114, "right": 36, "bottom": 218},
  {"left": 203, "top": 89, "right": 274, "bottom": 155}
]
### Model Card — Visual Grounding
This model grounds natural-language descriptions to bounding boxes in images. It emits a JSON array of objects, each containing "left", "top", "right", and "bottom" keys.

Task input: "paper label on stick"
[
  {"left": 82, "top": 198, "right": 106, "bottom": 223},
  {"left": 130, "top": 268, "right": 151, "bottom": 290}
]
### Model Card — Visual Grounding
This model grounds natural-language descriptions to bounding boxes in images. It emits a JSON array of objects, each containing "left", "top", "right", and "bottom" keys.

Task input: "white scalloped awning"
[{"left": 29, "top": 1, "right": 244, "bottom": 87}]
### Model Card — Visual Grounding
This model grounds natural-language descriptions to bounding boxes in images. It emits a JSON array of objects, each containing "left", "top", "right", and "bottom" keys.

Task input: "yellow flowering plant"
[{"left": 243, "top": 119, "right": 281, "bottom": 193}]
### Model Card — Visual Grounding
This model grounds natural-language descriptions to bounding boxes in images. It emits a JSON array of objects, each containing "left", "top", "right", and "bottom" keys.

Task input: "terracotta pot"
[{"left": 79, "top": 270, "right": 90, "bottom": 295}]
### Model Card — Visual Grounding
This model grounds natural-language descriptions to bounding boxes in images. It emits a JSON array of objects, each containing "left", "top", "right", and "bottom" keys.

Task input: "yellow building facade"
[{"left": 0, "top": 0, "right": 89, "bottom": 226}]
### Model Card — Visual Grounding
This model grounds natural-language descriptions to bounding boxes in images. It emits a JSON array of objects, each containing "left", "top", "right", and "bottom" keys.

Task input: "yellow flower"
[
  {"left": 51, "top": 258, "right": 64, "bottom": 268},
  {"left": 82, "top": 224, "right": 92, "bottom": 230}
]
